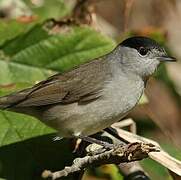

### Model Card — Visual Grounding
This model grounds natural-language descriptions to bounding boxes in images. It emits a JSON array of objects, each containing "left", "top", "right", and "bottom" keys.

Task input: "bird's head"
[{"left": 114, "top": 36, "right": 176, "bottom": 78}]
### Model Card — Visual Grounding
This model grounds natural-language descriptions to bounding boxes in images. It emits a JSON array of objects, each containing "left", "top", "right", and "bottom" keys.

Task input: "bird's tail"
[
  {"left": 0, "top": 92, "right": 27, "bottom": 109},
  {"left": 0, "top": 96, "right": 11, "bottom": 109}
]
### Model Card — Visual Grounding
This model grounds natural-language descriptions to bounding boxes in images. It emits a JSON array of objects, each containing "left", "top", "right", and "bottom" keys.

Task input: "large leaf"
[
  {"left": 11, "top": 27, "right": 114, "bottom": 72},
  {"left": 0, "top": 111, "right": 54, "bottom": 146},
  {"left": 0, "top": 24, "right": 116, "bottom": 147},
  {"left": 0, "top": 20, "right": 35, "bottom": 46}
]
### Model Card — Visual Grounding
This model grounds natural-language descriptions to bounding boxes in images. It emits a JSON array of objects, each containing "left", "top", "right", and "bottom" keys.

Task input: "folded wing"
[{"left": 0, "top": 58, "right": 110, "bottom": 109}]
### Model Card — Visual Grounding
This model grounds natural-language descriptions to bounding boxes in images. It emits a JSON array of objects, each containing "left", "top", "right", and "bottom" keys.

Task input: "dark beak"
[{"left": 157, "top": 55, "right": 176, "bottom": 62}]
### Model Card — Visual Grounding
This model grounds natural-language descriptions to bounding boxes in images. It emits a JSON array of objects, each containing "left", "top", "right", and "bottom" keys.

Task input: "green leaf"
[
  {"left": 0, "top": 111, "right": 54, "bottom": 146},
  {"left": 0, "top": 59, "right": 54, "bottom": 85},
  {"left": 2, "top": 23, "right": 50, "bottom": 56},
  {"left": 11, "top": 27, "right": 115, "bottom": 72},
  {"left": 1, "top": 26, "right": 115, "bottom": 85},
  {"left": 0, "top": 20, "right": 35, "bottom": 46},
  {"left": 0, "top": 24, "right": 115, "bottom": 147},
  {"left": 24, "top": 0, "right": 69, "bottom": 21}
]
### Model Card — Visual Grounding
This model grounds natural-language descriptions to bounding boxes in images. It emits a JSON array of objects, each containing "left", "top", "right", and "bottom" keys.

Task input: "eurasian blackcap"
[{"left": 0, "top": 36, "right": 176, "bottom": 140}]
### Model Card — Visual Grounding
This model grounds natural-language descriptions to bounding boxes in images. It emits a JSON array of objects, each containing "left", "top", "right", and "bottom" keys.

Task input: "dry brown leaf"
[{"left": 16, "top": 15, "right": 38, "bottom": 23}]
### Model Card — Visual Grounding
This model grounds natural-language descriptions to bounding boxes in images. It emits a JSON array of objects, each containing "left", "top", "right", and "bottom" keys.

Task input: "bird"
[{"left": 0, "top": 36, "right": 176, "bottom": 144}]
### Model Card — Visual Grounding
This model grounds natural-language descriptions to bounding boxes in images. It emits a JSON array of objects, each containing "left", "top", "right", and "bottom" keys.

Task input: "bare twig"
[
  {"left": 112, "top": 122, "right": 181, "bottom": 176},
  {"left": 43, "top": 0, "right": 97, "bottom": 34},
  {"left": 42, "top": 142, "right": 158, "bottom": 180}
]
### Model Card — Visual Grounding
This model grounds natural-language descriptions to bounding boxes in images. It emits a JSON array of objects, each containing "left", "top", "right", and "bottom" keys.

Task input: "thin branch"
[
  {"left": 42, "top": 142, "right": 158, "bottom": 180},
  {"left": 43, "top": 0, "right": 97, "bottom": 34},
  {"left": 112, "top": 122, "right": 181, "bottom": 176}
]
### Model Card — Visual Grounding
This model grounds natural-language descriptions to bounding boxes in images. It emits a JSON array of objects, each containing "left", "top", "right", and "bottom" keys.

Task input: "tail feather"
[
  {"left": 0, "top": 92, "right": 27, "bottom": 109},
  {"left": 0, "top": 96, "right": 10, "bottom": 109}
]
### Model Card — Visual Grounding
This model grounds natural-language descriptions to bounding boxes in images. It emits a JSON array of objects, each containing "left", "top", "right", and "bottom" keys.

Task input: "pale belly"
[
  {"left": 41, "top": 77, "right": 144, "bottom": 137},
  {"left": 41, "top": 92, "right": 141, "bottom": 137}
]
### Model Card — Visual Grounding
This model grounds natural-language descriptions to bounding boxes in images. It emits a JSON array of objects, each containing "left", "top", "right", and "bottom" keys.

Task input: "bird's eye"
[{"left": 138, "top": 47, "right": 148, "bottom": 56}]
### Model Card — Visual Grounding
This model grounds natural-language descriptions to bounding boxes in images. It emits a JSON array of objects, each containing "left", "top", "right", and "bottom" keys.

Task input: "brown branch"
[
  {"left": 43, "top": 0, "right": 97, "bottom": 34},
  {"left": 112, "top": 122, "right": 181, "bottom": 176},
  {"left": 42, "top": 142, "right": 159, "bottom": 180}
]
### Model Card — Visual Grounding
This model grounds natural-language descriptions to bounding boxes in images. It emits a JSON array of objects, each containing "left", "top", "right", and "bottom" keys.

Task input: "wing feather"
[{"left": 0, "top": 58, "right": 111, "bottom": 108}]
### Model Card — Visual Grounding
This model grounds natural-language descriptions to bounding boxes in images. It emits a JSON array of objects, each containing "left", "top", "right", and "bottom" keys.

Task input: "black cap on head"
[
  {"left": 120, "top": 36, "right": 176, "bottom": 62},
  {"left": 120, "top": 36, "right": 164, "bottom": 52}
]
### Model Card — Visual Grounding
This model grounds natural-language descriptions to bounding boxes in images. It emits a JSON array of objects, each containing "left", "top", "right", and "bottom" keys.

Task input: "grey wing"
[
  {"left": 0, "top": 58, "right": 109, "bottom": 108},
  {"left": 0, "top": 76, "right": 67, "bottom": 108}
]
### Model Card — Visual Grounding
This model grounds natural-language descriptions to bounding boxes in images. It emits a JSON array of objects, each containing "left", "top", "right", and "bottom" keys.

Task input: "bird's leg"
[
  {"left": 77, "top": 135, "right": 113, "bottom": 149},
  {"left": 73, "top": 138, "right": 82, "bottom": 153},
  {"left": 77, "top": 119, "right": 137, "bottom": 151}
]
